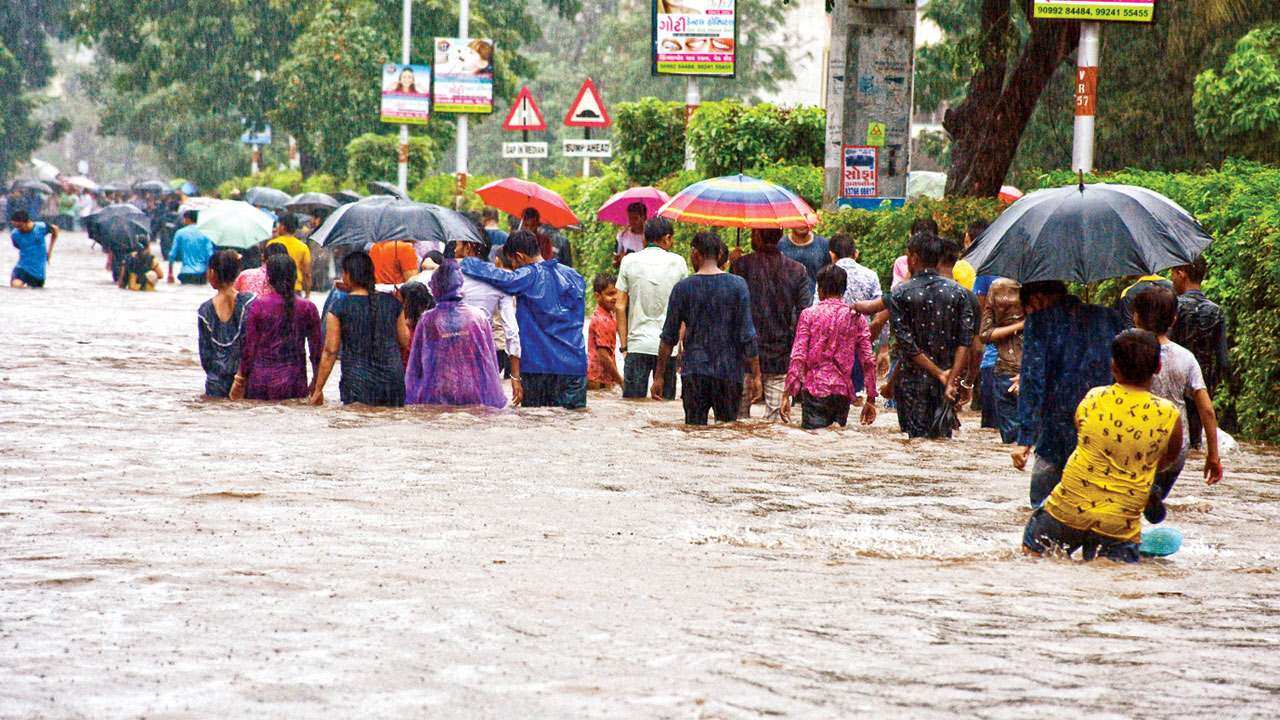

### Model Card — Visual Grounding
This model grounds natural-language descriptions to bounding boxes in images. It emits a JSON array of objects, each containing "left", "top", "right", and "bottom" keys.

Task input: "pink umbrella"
[
  {"left": 999, "top": 185, "right": 1024, "bottom": 204},
  {"left": 595, "top": 186, "right": 671, "bottom": 226}
]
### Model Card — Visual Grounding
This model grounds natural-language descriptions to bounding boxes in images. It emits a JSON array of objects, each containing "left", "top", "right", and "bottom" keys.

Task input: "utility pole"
[
  {"left": 397, "top": 0, "right": 412, "bottom": 194},
  {"left": 1071, "top": 22, "right": 1101, "bottom": 174},
  {"left": 683, "top": 76, "right": 700, "bottom": 171},
  {"left": 456, "top": 0, "right": 470, "bottom": 207}
]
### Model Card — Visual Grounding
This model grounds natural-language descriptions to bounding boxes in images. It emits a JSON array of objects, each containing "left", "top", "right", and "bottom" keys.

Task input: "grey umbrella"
[
  {"left": 134, "top": 179, "right": 169, "bottom": 193},
  {"left": 963, "top": 183, "right": 1213, "bottom": 284},
  {"left": 244, "top": 186, "right": 292, "bottom": 210},
  {"left": 286, "top": 192, "right": 340, "bottom": 216},
  {"left": 85, "top": 203, "right": 150, "bottom": 250},
  {"left": 367, "top": 181, "right": 409, "bottom": 201},
  {"left": 11, "top": 179, "right": 55, "bottom": 195},
  {"left": 331, "top": 189, "right": 363, "bottom": 205},
  {"left": 312, "top": 196, "right": 483, "bottom": 248}
]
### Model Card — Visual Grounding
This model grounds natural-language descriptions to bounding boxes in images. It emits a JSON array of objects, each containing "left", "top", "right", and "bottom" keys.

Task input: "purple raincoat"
[{"left": 404, "top": 260, "right": 508, "bottom": 409}]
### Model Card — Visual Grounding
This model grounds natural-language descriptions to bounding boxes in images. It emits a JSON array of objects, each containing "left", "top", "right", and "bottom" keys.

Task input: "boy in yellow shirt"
[
  {"left": 1022, "top": 329, "right": 1183, "bottom": 563},
  {"left": 266, "top": 214, "right": 312, "bottom": 296}
]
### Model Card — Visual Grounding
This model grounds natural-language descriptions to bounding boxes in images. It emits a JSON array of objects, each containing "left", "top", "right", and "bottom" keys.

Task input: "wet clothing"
[
  {"left": 11, "top": 222, "right": 50, "bottom": 283},
  {"left": 1042, "top": 384, "right": 1179, "bottom": 543},
  {"left": 405, "top": 262, "right": 506, "bottom": 409},
  {"left": 730, "top": 248, "right": 811, "bottom": 375},
  {"left": 778, "top": 234, "right": 829, "bottom": 289},
  {"left": 993, "top": 371, "right": 1020, "bottom": 444},
  {"left": 785, "top": 298, "right": 877, "bottom": 403},
  {"left": 1150, "top": 341, "right": 1205, "bottom": 448},
  {"left": 616, "top": 229, "right": 644, "bottom": 255},
  {"left": 240, "top": 294, "right": 322, "bottom": 400},
  {"left": 886, "top": 269, "right": 976, "bottom": 438},
  {"left": 624, "top": 352, "right": 676, "bottom": 400},
  {"left": 1022, "top": 508, "right": 1141, "bottom": 563},
  {"left": 979, "top": 278, "right": 1024, "bottom": 376},
  {"left": 266, "top": 235, "right": 311, "bottom": 292},
  {"left": 369, "top": 241, "right": 418, "bottom": 286},
  {"left": 10, "top": 266, "right": 43, "bottom": 287},
  {"left": 682, "top": 374, "right": 741, "bottom": 425},
  {"left": 799, "top": 390, "right": 851, "bottom": 429},
  {"left": 328, "top": 292, "right": 406, "bottom": 407},
  {"left": 1017, "top": 297, "right": 1125, "bottom": 467},
  {"left": 522, "top": 373, "right": 587, "bottom": 409},
  {"left": 834, "top": 257, "right": 882, "bottom": 305},
  {"left": 485, "top": 227, "right": 508, "bottom": 262},
  {"left": 587, "top": 306, "right": 618, "bottom": 387},
  {"left": 660, "top": 273, "right": 758, "bottom": 383},
  {"left": 458, "top": 274, "right": 520, "bottom": 359},
  {"left": 617, "top": 245, "right": 688, "bottom": 357},
  {"left": 1170, "top": 290, "right": 1228, "bottom": 394},
  {"left": 168, "top": 225, "right": 215, "bottom": 278},
  {"left": 198, "top": 293, "right": 255, "bottom": 397},
  {"left": 1117, "top": 275, "right": 1174, "bottom": 327},
  {"left": 118, "top": 251, "right": 161, "bottom": 291},
  {"left": 460, "top": 257, "right": 588, "bottom": 378},
  {"left": 235, "top": 267, "right": 272, "bottom": 297}
]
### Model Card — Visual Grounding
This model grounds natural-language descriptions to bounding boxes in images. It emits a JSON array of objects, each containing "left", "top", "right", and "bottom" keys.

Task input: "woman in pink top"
[
  {"left": 233, "top": 244, "right": 289, "bottom": 296},
  {"left": 782, "top": 265, "right": 878, "bottom": 429}
]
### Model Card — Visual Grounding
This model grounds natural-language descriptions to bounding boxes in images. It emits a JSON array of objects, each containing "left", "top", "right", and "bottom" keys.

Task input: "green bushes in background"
[
  {"left": 686, "top": 101, "right": 825, "bottom": 176},
  {"left": 346, "top": 133, "right": 438, "bottom": 191},
  {"left": 613, "top": 99, "right": 686, "bottom": 186}
]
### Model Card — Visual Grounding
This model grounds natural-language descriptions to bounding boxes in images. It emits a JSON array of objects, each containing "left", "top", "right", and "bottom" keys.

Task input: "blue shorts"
[
  {"left": 1023, "top": 508, "right": 1140, "bottom": 563},
  {"left": 11, "top": 267, "right": 44, "bottom": 287}
]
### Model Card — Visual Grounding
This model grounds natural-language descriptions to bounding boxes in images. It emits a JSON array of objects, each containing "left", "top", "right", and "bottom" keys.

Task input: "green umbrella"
[{"left": 196, "top": 200, "right": 274, "bottom": 250}]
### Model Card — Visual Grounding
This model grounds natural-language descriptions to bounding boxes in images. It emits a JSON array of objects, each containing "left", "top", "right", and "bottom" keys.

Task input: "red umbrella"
[
  {"left": 476, "top": 177, "right": 579, "bottom": 228},
  {"left": 595, "top": 186, "right": 671, "bottom": 226},
  {"left": 998, "top": 185, "right": 1024, "bottom": 204}
]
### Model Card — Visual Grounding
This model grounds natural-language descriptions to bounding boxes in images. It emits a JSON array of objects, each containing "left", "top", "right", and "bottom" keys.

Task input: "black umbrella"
[
  {"left": 244, "top": 186, "right": 291, "bottom": 210},
  {"left": 11, "top": 179, "right": 54, "bottom": 195},
  {"left": 963, "top": 183, "right": 1213, "bottom": 284},
  {"left": 331, "top": 189, "right": 363, "bottom": 204},
  {"left": 100, "top": 183, "right": 128, "bottom": 195},
  {"left": 312, "top": 196, "right": 483, "bottom": 248},
  {"left": 286, "top": 192, "right": 340, "bottom": 215},
  {"left": 86, "top": 204, "right": 150, "bottom": 249},
  {"left": 134, "top": 179, "right": 169, "bottom": 193},
  {"left": 367, "top": 181, "right": 409, "bottom": 201}
]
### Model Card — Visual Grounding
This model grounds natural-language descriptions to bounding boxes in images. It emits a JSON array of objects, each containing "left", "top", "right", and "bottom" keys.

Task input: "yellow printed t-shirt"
[
  {"left": 267, "top": 235, "right": 311, "bottom": 292},
  {"left": 1044, "top": 384, "right": 1179, "bottom": 542}
]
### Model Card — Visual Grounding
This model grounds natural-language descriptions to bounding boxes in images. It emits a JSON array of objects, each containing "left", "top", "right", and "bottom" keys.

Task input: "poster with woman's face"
[
  {"left": 380, "top": 64, "right": 432, "bottom": 125},
  {"left": 653, "top": 0, "right": 736, "bottom": 77},
  {"left": 432, "top": 38, "right": 495, "bottom": 114}
]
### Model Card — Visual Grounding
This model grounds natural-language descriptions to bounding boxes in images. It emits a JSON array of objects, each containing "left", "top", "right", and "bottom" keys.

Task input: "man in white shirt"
[
  {"left": 615, "top": 216, "right": 689, "bottom": 399},
  {"left": 448, "top": 236, "right": 522, "bottom": 390},
  {"left": 613, "top": 202, "right": 647, "bottom": 266},
  {"left": 830, "top": 232, "right": 885, "bottom": 401}
]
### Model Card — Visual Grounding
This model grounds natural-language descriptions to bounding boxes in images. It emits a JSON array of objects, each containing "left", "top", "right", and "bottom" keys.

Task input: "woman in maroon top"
[{"left": 230, "top": 254, "right": 322, "bottom": 400}]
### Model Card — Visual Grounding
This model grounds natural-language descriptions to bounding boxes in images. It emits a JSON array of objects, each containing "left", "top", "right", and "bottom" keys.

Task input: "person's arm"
[
  {"left": 985, "top": 320, "right": 1025, "bottom": 342},
  {"left": 230, "top": 307, "right": 259, "bottom": 400},
  {"left": 43, "top": 224, "right": 58, "bottom": 264},
  {"left": 1013, "top": 315, "right": 1047, "bottom": 470},
  {"left": 784, "top": 311, "right": 811, "bottom": 398},
  {"left": 167, "top": 234, "right": 181, "bottom": 281},
  {"left": 738, "top": 284, "right": 763, "bottom": 403},
  {"left": 1191, "top": 388, "right": 1223, "bottom": 484},
  {"left": 856, "top": 318, "right": 879, "bottom": 425},
  {"left": 598, "top": 346, "right": 624, "bottom": 387},
  {"left": 301, "top": 247, "right": 313, "bottom": 298},
  {"left": 395, "top": 311, "right": 411, "bottom": 352},
  {"left": 508, "top": 356, "right": 523, "bottom": 406},
  {"left": 498, "top": 293, "right": 521, "bottom": 360},
  {"left": 651, "top": 285, "right": 684, "bottom": 400},
  {"left": 459, "top": 256, "right": 538, "bottom": 295},
  {"left": 1158, "top": 416, "right": 1185, "bottom": 472},
  {"left": 868, "top": 309, "right": 889, "bottom": 345},
  {"left": 614, "top": 291, "right": 630, "bottom": 353},
  {"left": 853, "top": 297, "right": 885, "bottom": 316},
  {"left": 197, "top": 314, "right": 215, "bottom": 376},
  {"left": 308, "top": 313, "right": 341, "bottom": 405},
  {"left": 651, "top": 340, "right": 676, "bottom": 401},
  {"left": 1215, "top": 314, "right": 1231, "bottom": 387}
]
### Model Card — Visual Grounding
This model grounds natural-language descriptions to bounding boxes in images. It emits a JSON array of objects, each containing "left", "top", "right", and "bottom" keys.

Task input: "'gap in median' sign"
[{"left": 503, "top": 142, "right": 548, "bottom": 159}]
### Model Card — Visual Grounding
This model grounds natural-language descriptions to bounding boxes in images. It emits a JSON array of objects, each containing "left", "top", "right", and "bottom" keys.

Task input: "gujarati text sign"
[{"left": 653, "top": 0, "right": 736, "bottom": 77}]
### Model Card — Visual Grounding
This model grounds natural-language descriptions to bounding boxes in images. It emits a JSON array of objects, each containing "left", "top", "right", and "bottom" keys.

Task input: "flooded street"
[{"left": 2, "top": 234, "right": 1279, "bottom": 718}]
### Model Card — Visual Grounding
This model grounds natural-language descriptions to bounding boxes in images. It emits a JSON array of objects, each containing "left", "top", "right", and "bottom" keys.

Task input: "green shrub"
[
  {"left": 299, "top": 173, "right": 339, "bottom": 194},
  {"left": 687, "top": 101, "right": 825, "bottom": 176},
  {"left": 346, "top": 133, "right": 437, "bottom": 191},
  {"left": 614, "top": 98, "right": 686, "bottom": 185},
  {"left": 749, "top": 164, "right": 824, "bottom": 209},
  {"left": 410, "top": 172, "right": 498, "bottom": 210}
]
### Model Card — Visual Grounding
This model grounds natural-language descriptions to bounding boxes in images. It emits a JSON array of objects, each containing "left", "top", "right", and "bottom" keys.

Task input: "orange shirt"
[{"left": 368, "top": 241, "right": 419, "bottom": 285}]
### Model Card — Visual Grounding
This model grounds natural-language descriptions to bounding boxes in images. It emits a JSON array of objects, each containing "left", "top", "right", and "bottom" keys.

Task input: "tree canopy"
[{"left": 1194, "top": 24, "right": 1280, "bottom": 165}]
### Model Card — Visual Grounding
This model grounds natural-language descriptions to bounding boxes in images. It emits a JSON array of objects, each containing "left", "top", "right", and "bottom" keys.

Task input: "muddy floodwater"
[{"left": 2, "top": 234, "right": 1279, "bottom": 718}]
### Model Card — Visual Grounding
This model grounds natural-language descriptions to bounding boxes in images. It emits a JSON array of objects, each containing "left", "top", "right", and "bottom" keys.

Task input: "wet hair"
[
  {"left": 265, "top": 254, "right": 298, "bottom": 331},
  {"left": 593, "top": 272, "right": 616, "bottom": 295},
  {"left": 1019, "top": 280, "right": 1068, "bottom": 307},
  {"left": 911, "top": 217, "right": 939, "bottom": 237},
  {"left": 503, "top": 229, "right": 541, "bottom": 260},
  {"left": 756, "top": 228, "right": 783, "bottom": 246},
  {"left": 829, "top": 232, "right": 856, "bottom": 260},
  {"left": 265, "top": 242, "right": 290, "bottom": 259},
  {"left": 11, "top": 210, "right": 29, "bottom": 223},
  {"left": 183, "top": 210, "right": 199, "bottom": 223},
  {"left": 447, "top": 237, "right": 489, "bottom": 261},
  {"left": 966, "top": 220, "right": 989, "bottom": 240},
  {"left": 907, "top": 231, "right": 943, "bottom": 267},
  {"left": 1176, "top": 255, "right": 1208, "bottom": 284},
  {"left": 276, "top": 213, "right": 300, "bottom": 234},
  {"left": 208, "top": 249, "right": 241, "bottom": 287},
  {"left": 691, "top": 231, "right": 724, "bottom": 265},
  {"left": 643, "top": 216, "right": 673, "bottom": 244},
  {"left": 626, "top": 201, "right": 648, "bottom": 217},
  {"left": 816, "top": 264, "right": 847, "bottom": 299},
  {"left": 939, "top": 237, "right": 963, "bottom": 266},
  {"left": 425, "top": 250, "right": 446, "bottom": 266},
  {"left": 1112, "top": 328, "right": 1161, "bottom": 385},
  {"left": 1133, "top": 285, "right": 1178, "bottom": 335},
  {"left": 342, "top": 251, "right": 382, "bottom": 366},
  {"left": 481, "top": 207, "right": 499, "bottom": 222},
  {"left": 399, "top": 281, "right": 435, "bottom": 330},
  {"left": 521, "top": 207, "right": 541, "bottom": 223}
]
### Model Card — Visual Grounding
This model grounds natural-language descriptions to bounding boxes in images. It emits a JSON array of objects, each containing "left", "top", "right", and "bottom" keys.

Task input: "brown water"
[{"left": 2, "top": 235, "right": 1278, "bottom": 718}]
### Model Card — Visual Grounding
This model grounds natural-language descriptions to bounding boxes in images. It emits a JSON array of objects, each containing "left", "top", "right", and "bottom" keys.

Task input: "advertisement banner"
[
  {"left": 432, "top": 37, "right": 495, "bottom": 114},
  {"left": 380, "top": 64, "right": 432, "bottom": 125},
  {"left": 652, "top": 0, "right": 736, "bottom": 77},
  {"left": 1032, "top": 0, "right": 1156, "bottom": 23},
  {"left": 841, "top": 146, "right": 878, "bottom": 199}
]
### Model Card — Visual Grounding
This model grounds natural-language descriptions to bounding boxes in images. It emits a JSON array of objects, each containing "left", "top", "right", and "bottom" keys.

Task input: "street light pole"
[
  {"left": 456, "top": 0, "right": 470, "bottom": 207},
  {"left": 1071, "top": 22, "right": 1101, "bottom": 174},
  {"left": 397, "top": 0, "right": 412, "bottom": 194},
  {"left": 684, "top": 76, "right": 700, "bottom": 171}
]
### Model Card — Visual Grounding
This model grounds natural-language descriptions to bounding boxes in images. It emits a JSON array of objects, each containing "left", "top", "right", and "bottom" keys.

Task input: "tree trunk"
[{"left": 944, "top": 0, "right": 1079, "bottom": 197}]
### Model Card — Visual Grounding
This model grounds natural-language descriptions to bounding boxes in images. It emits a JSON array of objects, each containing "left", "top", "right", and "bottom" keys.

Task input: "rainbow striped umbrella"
[{"left": 657, "top": 174, "right": 817, "bottom": 230}]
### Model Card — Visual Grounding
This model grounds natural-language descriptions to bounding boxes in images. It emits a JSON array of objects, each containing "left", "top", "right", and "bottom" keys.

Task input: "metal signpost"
[
  {"left": 501, "top": 86, "right": 549, "bottom": 178},
  {"left": 563, "top": 78, "right": 612, "bottom": 178}
]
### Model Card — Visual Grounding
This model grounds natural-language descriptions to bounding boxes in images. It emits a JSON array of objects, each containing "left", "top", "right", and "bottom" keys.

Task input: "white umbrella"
[
  {"left": 907, "top": 171, "right": 947, "bottom": 200},
  {"left": 178, "top": 196, "right": 220, "bottom": 214},
  {"left": 31, "top": 158, "right": 61, "bottom": 183},
  {"left": 65, "top": 175, "right": 100, "bottom": 192},
  {"left": 196, "top": 200, "right": 274, "bottom": 249}
]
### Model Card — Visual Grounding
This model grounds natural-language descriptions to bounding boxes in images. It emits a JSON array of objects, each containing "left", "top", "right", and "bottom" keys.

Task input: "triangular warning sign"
[
  {"left": 502, "top": 86, "right": 547, "bottom": 132},
  {"left": 563, "top": 78, "right": 611, "bottom": 129}
]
